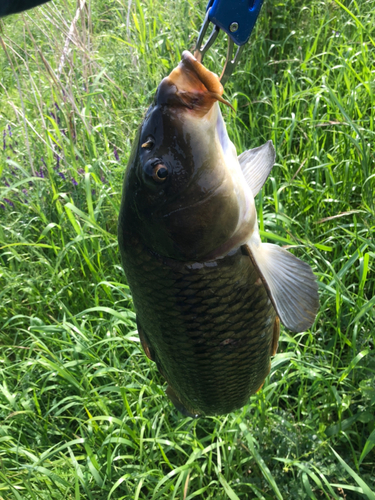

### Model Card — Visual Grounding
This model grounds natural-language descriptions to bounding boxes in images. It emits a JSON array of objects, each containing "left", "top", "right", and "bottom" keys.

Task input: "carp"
[{"left": 118, "top": 51, "right": 319, "bottom": 417}]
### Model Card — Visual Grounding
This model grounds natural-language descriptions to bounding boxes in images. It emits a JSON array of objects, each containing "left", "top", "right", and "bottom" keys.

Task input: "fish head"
[{"left": 122, "top": 51, "right": 254, "bottom": 260}]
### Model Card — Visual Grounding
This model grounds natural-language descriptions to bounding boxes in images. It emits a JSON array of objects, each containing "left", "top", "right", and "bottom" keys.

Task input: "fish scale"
[{"left": 121, "top": 238, "right": 277, "bottom": 416}]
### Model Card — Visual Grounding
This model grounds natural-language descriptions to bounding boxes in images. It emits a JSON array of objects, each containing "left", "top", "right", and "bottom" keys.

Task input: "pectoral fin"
[
  {"left": 244, "top": 236, "right": 319, "bottom": 332},
  {"left": 238, "top": 140, "right": 276, "bottom": 196},
  {"left": 137, "top": 320, "right": 155, "bottom": 361}
]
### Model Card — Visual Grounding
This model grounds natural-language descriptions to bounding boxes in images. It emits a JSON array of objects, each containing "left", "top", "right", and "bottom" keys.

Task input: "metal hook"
[
  {"left": 193, "top": 0, "right": 265, "bottom": 85},
  {"left": 194, "top": 8, "right": 244, "bottom": 85},
  {"left": 220, "top": 38, "right": 245, "bottom": 85},
  {"left": 194, "top": 8, "right": 220, "bottom": 63}
]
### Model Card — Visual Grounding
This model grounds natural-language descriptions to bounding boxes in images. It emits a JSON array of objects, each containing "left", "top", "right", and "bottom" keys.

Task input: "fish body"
[
  {"left": 120, "top": 235, "right": 277, "bottom": 417},
  {"left": 118, "top": 52, "right": 319, "bottom": 417}
]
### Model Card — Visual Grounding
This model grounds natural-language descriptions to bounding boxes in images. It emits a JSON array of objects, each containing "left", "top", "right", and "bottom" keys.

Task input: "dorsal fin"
[{"left": 238, "top": 140, "right": 276, "bottom": 196}]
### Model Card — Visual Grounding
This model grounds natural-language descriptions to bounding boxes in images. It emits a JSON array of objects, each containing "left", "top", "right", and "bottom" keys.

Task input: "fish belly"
[{"left": 122, "top": 243, "right": 276, "bottom": 417}]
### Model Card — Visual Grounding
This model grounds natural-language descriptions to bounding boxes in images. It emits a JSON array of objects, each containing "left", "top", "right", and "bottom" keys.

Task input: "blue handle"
[{"left": 206, "top": 0, "right": 264, "bottom": 46}]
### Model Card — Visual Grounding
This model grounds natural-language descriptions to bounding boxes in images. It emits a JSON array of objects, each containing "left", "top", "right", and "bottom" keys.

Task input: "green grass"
[{"left": 0, "top": 0, "right": 374, "bottom": 498}]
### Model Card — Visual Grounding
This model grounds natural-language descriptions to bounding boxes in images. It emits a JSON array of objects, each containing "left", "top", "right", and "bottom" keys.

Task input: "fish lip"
[
  {"left": 160, "top": 51, "right": 228, "bottom": 114},
  {"left": 179, "top": 51, "right": 223, "bottom": 95}
]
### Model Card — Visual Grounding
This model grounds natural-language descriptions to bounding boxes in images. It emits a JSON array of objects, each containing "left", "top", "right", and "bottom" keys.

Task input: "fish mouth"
[
  {"left": 169, "top": 50, "right": 223, "bottom": 95},
  {"left": 162, "top": 51, "right": 232, "bottom": 115}
]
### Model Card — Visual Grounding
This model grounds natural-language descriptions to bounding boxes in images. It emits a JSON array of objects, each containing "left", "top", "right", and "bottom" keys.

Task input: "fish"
[{"left": 118, "top": 51, "right": 319, "bottom": 417}]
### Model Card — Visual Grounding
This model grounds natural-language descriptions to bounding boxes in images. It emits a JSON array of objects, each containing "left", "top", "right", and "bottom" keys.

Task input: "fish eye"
[
  {"left": 143, "top": 158, "right": 169, "bottom": 186},
  {"left": 141, "top": 136, "right": 155, "bottom": 150},
  {"left": 152, "top": 164, "right": 168, "bottom": 182}
]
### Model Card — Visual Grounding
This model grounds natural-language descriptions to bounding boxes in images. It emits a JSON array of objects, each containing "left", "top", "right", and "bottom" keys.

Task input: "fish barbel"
[{"left": 118, "top": 51, "right": 319, "bottom": 417}]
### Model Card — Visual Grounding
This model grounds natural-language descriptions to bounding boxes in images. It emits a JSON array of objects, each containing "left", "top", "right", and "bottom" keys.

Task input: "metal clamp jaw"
[{"left": 194, "top": 0, "right": 264, "bottom": 85}]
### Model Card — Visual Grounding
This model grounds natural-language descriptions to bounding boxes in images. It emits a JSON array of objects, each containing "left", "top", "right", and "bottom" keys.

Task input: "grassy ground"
[{"left": 0, "top": 0, "right": 374, "bottom": 498}]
